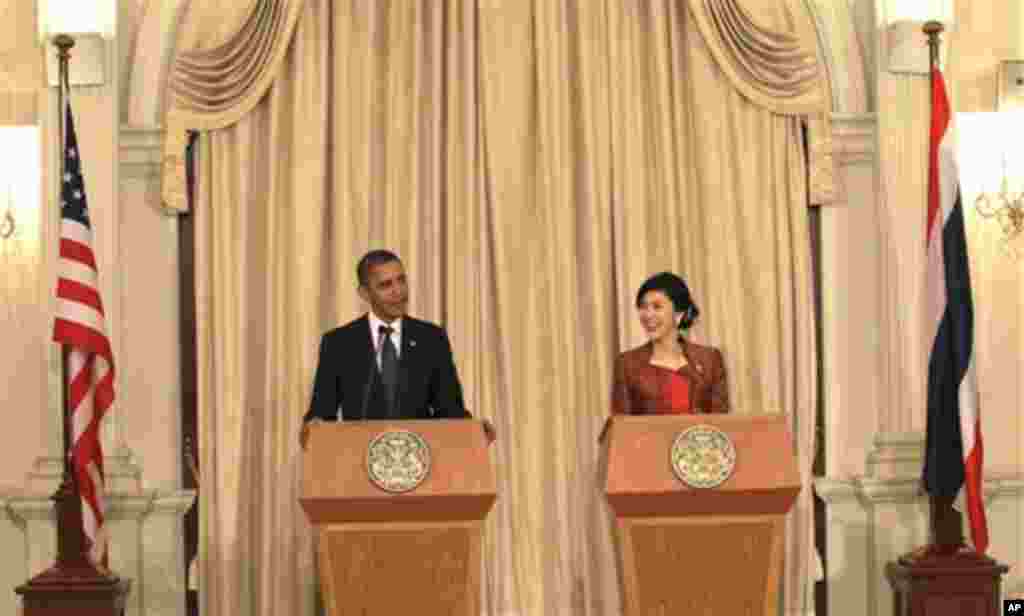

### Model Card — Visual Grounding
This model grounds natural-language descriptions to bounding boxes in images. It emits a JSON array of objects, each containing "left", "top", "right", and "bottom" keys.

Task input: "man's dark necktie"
[{"left": 379, "top": 325, "right": 398, "bottom": 417}]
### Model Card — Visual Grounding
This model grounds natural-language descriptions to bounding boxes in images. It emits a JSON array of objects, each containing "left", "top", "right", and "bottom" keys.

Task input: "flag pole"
[
  {"left": 925, "top": 21, "right": 942, "bottom": 82},
  {"left": 52, "top": 32, "right": 102, "bottom": 573},
  {"left": 55, "top": 32, "right": 75, "bottom": 527},
  {"left": 15, "top": 34, "right": 129, "bottom": 612}
]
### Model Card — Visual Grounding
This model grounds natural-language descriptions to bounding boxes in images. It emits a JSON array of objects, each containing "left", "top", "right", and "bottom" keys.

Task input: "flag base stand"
[
  {"left": 900, "top": 542, "right": 994, "bottom": 563},
  {"left": 15, "top": 475, "right": 131, "bottom": 616},
  {"left": 885, "top": 496, "right": 1008, "bottom": 616},
  {"left": 900, "top": 495, "right": 999, "bottom": 564}
]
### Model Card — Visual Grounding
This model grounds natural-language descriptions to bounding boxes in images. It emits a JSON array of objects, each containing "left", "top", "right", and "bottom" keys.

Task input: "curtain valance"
[{"left": 162, "top": 0, "right": 305, "bottom": 212}]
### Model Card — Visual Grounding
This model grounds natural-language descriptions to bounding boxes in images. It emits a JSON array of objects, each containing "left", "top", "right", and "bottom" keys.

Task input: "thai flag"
[{"left": 921, "top": 67, "right": 987, "bottom": 554}]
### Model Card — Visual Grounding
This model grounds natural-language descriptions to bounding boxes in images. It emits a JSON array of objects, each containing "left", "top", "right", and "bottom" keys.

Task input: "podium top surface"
[
  {"left": 600, "top": 414, "right": 801, "bottom": 516},
  {"left": 300, "top": 419, "right": 496, "bottom": 523}
]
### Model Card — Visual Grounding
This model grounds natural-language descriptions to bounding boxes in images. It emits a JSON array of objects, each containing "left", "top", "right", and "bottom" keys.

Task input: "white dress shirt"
[{"left": 368, "top": 311, "right": 402, "bottom": 369}]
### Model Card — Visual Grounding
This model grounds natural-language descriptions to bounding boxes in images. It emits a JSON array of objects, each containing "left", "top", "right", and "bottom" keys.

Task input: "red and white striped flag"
[
  {"left": 51, "top": 98, "right": 113, "bottom": 566},
  {"left": 921, "top": 67, "right": 988, "bottom": 554}
]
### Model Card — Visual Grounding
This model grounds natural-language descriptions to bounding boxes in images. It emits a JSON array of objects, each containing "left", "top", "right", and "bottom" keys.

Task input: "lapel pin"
[{"left": 409, "top": 339, "right": 416, "bottom": 348}]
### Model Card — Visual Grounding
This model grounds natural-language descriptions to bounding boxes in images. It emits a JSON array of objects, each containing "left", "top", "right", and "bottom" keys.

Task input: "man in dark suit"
[{"left": 300, "top": 250, "right": 491, "bottom": 448}]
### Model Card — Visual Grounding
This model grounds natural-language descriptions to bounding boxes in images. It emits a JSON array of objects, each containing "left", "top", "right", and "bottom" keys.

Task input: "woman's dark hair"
[{"left": 635, "top": 272, "right": 700, "bottom": 331}]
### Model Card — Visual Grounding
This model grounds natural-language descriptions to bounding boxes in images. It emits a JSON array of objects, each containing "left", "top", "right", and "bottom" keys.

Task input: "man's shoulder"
[
  {"left": 322, "top": 315, "right": 369, "bottom": 340},
  {"left": 402, "top": 316, "right": 451, "bottom": 351},
  {"left": 402, "top": 315, "right": 445, "bottom": 335}
]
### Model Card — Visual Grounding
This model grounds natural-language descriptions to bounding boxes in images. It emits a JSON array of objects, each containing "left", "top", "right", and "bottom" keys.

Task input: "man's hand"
[
  {"left": 300, "top": 419, "right": 321, "bottom": 450},
  {"left": 482, "top": 419, "right": 497, "bottom": 444}
]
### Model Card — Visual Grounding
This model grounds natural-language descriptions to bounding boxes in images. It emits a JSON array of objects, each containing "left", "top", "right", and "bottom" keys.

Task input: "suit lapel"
[{"left": 357, "top": 315, "right": 376, "bottom": 387}]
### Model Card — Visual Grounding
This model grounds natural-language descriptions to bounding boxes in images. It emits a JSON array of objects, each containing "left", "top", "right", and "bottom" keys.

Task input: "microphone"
[{"left": 357, "top": 330, "right": 386, "bottom": 421}]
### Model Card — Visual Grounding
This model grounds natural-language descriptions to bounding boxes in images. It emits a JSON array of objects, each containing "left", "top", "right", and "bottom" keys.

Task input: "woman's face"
[{"left": 637, "top": 289, "right": 680, "bottom": 342}]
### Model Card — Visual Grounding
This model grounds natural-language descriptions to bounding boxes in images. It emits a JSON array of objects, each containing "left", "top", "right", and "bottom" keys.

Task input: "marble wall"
[{"left": 815, "top": 1, "right": 1024, "bottom": 615}]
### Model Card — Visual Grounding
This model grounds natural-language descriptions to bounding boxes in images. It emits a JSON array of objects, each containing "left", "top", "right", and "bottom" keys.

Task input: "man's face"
[{"left": 359, "top": 260, "right": 409, "bottom": 322}]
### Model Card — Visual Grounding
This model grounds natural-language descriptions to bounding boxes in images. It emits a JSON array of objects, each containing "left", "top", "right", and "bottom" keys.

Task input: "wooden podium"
[
  {"left": 300, "top": 419, "right": 496, "bottom": 616},
  {"left": 600, "top": 414, "right": 800, "bottom": 616}
]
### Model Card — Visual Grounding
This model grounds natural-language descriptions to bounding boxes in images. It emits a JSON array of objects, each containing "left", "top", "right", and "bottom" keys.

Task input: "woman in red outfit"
[{"left": 611, "top": 272, "right": 729, "bottom": 415}]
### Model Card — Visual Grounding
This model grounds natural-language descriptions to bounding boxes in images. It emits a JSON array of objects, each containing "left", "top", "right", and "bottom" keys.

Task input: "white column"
[
  {"left": 141, "top": 492, "right": 197, "bottom": 616},
  {"left": 820, "top": 112, "right": 887, "bottom": 479},
  {"left": 874, "top": 0, "right": 932, "bottom": 446},
  {"left": 816, "top": 473, "right": 1024, "bottom": 616},
  {"left": 0, "top": 494, "right": 31, "bottom": 616},
  {"left": 6, "top": 489, "right": 196, "bottom": 616}
]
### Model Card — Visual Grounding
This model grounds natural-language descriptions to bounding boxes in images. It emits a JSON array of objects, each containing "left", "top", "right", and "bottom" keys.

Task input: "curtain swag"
[
  {"left": 162, "top": 0, "right": 306, "bottom": 212},
  {"left": 161, "top": 0, "right": 835, "bottom": 213},
  {"left": 162, "top": 0, "right": 836, "bottom": 213},
  {"left": 688, "top": 0, "right": 835, "bottom": 204}
]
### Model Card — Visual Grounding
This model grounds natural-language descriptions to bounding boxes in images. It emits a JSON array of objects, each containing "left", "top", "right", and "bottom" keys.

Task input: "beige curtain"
[
  {"left": 689, "top": 0, "right": 821, "bottom": 111},
  {"left": 162, "top": 0, "right": 305, "bottom": 212},
  {"left": 688, "top": 0, "right": 836, "bottom": 207},
  {"left": 172, "top": 0, "right": 824, "bottom": 614},
  {"left": 685, "top": 0, "right": 824, "bottom": 612},
  {"left": 190, "top": 1, "right": 326, "bottom": 613}
]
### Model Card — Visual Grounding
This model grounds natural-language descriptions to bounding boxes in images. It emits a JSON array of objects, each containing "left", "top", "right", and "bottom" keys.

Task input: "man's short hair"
[{"left": 356, "top": 250, "right": 402, "bottom": 287}]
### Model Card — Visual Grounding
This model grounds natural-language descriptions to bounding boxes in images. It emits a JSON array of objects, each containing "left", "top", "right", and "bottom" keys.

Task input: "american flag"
[{"left": 51, "top": 98, "right": 113, "bottom": 566}]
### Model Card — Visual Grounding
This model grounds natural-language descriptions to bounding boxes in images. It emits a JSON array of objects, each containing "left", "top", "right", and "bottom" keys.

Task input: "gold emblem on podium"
[
  {"left": 367, "top": 430, "right": 432, "bottom": 493},
  {"left": 670, "top": 424, "right": 736, "bottom": 489}
]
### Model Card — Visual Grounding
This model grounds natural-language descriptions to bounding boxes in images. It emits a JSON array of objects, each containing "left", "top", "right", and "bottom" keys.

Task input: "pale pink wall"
[
  {"left": 0, "top": 250, "right": 49, "bottom": 491},
  {"left": 117, "top": 0, "right": 183, "bottom": 490},
  {"left": 0, "top": 0, "right": 184, "bottom": 494},
  {"left": 0, "top": 1, "right": 52, "bottom": 493},
  {"left": 948, "top": 1, "right": 1024, "bottom": 474},
  {"left": 859, "top": 0, "right": 1024, "bottom": 477},
  {"left": 117, "top": 169, "right": 182, "bottom": 490}
]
